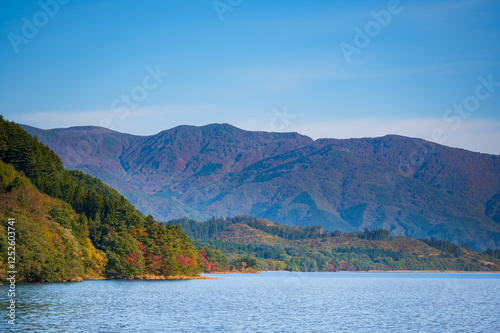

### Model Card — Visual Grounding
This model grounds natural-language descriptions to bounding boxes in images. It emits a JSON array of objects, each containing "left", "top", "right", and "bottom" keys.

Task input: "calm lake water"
[{"left": 1, "top": 272, "right": 499, "bottom": 332}]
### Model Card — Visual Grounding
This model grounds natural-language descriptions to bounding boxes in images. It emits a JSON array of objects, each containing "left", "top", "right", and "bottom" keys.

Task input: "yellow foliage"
[
  {"left": 81, "top": 238, "right": 108, "bottom": 278},
  {"left": 131, "top": 227, "right": 149, "bottom": 238}
]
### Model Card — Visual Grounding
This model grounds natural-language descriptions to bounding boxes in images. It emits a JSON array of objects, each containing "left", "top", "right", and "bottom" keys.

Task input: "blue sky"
[{"left": 1, "top": 0, "right": 499, "bottom": 153}]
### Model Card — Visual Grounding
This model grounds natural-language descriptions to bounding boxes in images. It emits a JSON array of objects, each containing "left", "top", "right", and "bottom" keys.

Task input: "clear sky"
[{"left": 1, "top": 0, "right": 499, "bottom": 154}]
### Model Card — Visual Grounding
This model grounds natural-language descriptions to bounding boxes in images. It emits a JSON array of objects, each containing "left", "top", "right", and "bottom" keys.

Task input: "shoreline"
[
  {"left": 365, "top": 270, "right": 499, "bottom": 273},
  {"left": 0, "top": 275, "right": 216, "bottom": 284},
  {"left": 4, "top": 270, "right": 498, "bottom": 283},
  {"left": 203, "top": 270, "right": 260, "bottom": 274},
  {"left": 260, "top": 270, "right": 500, "bottom": 273},
  {"left": 105, "top": 274, "right": 216, "bottom": 280}
]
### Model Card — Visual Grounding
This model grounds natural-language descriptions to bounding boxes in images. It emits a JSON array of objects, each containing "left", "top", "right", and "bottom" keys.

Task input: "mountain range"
[{"left": 21, "top": 123, "right": 500, "bottom": 250}]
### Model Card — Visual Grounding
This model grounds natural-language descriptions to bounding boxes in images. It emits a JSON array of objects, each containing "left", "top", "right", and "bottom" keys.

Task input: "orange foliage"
[
  {"left": 176, "top": 255, "right": 198, "bottom": 268},
  {"left": 131, "top": 227, "right": 149, "bottom": 238}
]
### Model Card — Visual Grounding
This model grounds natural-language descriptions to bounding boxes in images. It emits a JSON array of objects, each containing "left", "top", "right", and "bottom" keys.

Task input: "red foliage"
[
  {"left": 198, "top": 251, "right": 210, "bottom": 266},
  {"left": 135, "top": 239, "right": 147, "bottom": 254},
  {"left": 177, "top": 255, "right": 189, "bottom": 267},
  {"left": 126, "top": 252, "right": 140, "bottom": 267},
  {"left": 146, "top": 254, "right": 165, "bottom": 272},
  {"left": 176, "top": 255, "right": 198, "bottom": 268},
  {"left": 198, "top": 251, "right": 218, "bottom": 272}
]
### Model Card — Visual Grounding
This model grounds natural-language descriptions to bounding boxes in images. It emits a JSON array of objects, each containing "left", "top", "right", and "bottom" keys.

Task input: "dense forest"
[
  {"left": 0, "top": 116, "right": 203, "bottom": 281},
  {"left": 170, "top": 216, "right": 500, "bottom": 272},
  {"left": 172, "top": 215, "right": 392, "bottom": 241}
]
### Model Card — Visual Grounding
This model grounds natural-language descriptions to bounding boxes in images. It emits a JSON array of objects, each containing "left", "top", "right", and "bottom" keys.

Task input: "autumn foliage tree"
[{"left": 0, "top": 116, "right": 202, "bottom": 280}]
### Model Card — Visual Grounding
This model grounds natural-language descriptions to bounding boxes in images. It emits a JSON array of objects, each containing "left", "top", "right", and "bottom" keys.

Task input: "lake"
[{"left": 1, "top": 272, "right": 499, "bottom": 332}]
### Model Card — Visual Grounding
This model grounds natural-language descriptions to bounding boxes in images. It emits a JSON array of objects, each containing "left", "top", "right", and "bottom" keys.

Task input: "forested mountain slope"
[
  {"left": 22, "top": 123, "right": 500, "bottom": 250},
  {"left": 170, "top": 216, "right": 500, "bottom": 272}
]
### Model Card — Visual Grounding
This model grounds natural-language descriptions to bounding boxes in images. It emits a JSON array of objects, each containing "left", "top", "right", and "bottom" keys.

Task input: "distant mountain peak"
[{"left": 22, "top": 123, "right": 500, "bottom": 250}]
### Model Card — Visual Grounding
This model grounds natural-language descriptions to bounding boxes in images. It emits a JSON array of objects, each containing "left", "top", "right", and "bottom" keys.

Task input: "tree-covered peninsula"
[{"left": 0, "top": 116, "right": 202, "bottom": 282}]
